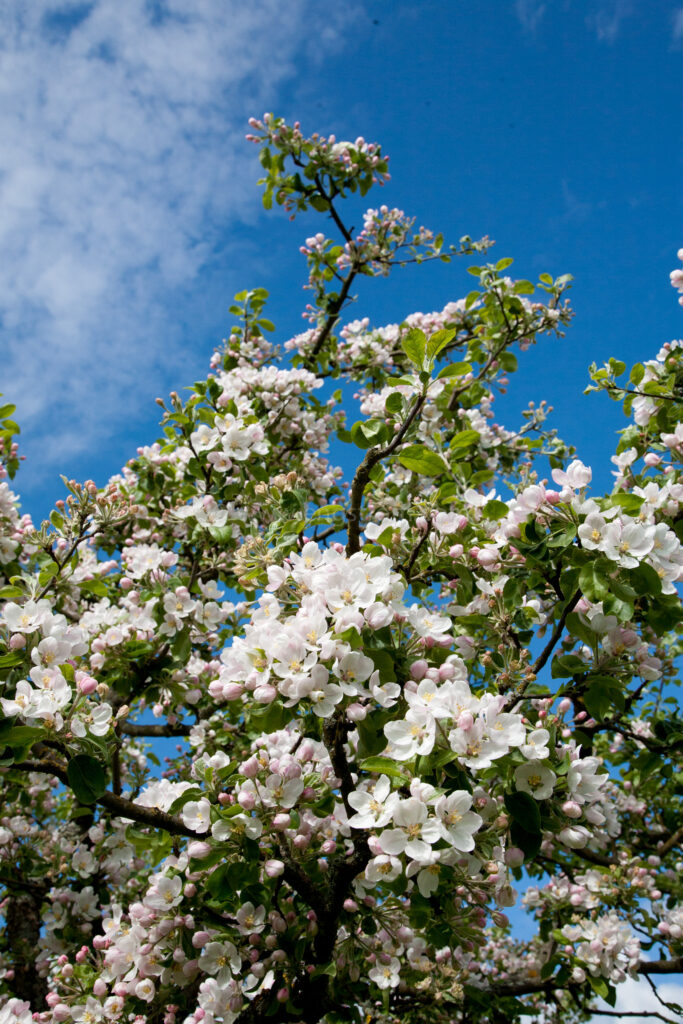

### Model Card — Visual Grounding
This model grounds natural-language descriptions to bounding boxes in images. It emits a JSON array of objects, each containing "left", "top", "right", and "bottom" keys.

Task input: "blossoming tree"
[{"left": 0, "top": 115, "right": 682, "bottom": 1024}]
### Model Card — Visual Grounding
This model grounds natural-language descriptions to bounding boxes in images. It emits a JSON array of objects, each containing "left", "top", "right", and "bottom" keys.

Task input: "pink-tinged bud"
[
  {"left": 8, "top": 633, "right": 26, "bottom": 650},
  {"left": 457, "top": 710, "right": 474, "bottom": 731},
  {"left": 114, "top": 983, "right": 128, "bottom": 997},
  {"left": 222, "top": 682, "right": 244, "bottom": 701},
  {"left": 449, "top": 543, "right": 464, "bottom": 558},
  {"left": 217, "top": 793, "right": 231, "bottom": 807},
  {"left": 276, "top": 988, "right": 289, "bottom": 1004},
  {"left": 574, "top": 710, "right": 587, "bottom": 722},
  {"left": 188, "top": 841, "right": 212, "bottom": 859},
  {"left": 46, "top": 994, "right": 60, "bottom": 1008},
  {"left": 558, "top": 697, "right": 572, "bottom": 714},
  {"left": 346, "top": 702, "right": 366, "bottom": 722},
  {"left": 78, "top": 675, "right": 98, "bottom": 695},
  {"left": 293, "top": 834, "right": 309, "bottom": 850},
  {"left": 415, "top": 516, "right": 428, "bottom": 533},
  {"left": 504, "top": 847, "right": 525, "bottom": 867},
  {"left": 120, "top": 576, "right": 134, "bottom": 590},
  {"left": 240, "top": 756, "right": 260, "bottom": 778},
  {"left": 191, "top": 930, "right": 211, "bottom": 949},
  {"left": 644, "top": 452, "right": 662, "bottom": 466},
  {"left": 272, "top": 813, "right": 291, "bottom": 830},
  {"left": 321, "top": 839, "right": 336, "bottom": 854},
  {"left": 61, "top": 964, "right": 73, "bottom": 978},
  {"left": 75, "top": 947, "right": 88, "bottom": 963},
  {"left": 238, "top": 791, "right": 256, "bottom": 811},
  {"left": 438, "top": 663, "right": 456, "bottom": 681},
  {"left": 658, "top": 921, "right": 671, "bottom": 935},
  {"left": 92, "top": 935, "right": 107, "bottom": 950},
  {"left": 343, "top": 899, "right": 358, "bottom": 912},
  {"left": 265, "top": 859, "right": 285, "bottom": 878},
  {"left": 92, "top": 979, "right": 107, "bottom": 997},
  {"left": 53, "top": 1005, "right": 71, "bottom": 1021},
  {"left": 410, "top": 659, "right": 428, "bottom": 681},
  {"left": 562, "top": 800, "right": 582, "bottom": 819}
]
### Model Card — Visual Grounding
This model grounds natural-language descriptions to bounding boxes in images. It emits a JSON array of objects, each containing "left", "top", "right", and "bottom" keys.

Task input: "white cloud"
[
  {"left": 672, "top": 8, "right": 683, "bottom": 43},
  {"left": 594, "top": 973, "right": 683, "bottom": 1022},
  {"left": 515, "top": 0, "right": 546, "bottom": 33},
  {"left": 0, "top": 0, "right": 357, "bottom": 487},
  {"left": 587, "top": 0, "right": 634, "bottom": 44}
]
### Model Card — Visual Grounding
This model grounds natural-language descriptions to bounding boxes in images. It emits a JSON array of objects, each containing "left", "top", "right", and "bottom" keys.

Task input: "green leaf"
[
  {"left": 360, "top": 756, "right": 410, "bottom": 781},
  {"left": 504, "top": 791, "right": 541, "bottom": 834},
  {"left": 67, "top": 755, "right": 107, "bottom": 804},
  {"left": 510, "top": 821, "right": 542, "bottom": 861},
  {"left": 397, "top": 445, "right": 448, "bottom": 476},
  {"left": 425, "top": 328, "right": 456, "bottom": 363},
  {"left": 579, "top": 560, "right": 612, "bottom": 602},
  {"left": 384, "top": 392, "right": 404, "bottom": 414},
  {"left": 609, "top": 493, "right": 644, "bottom": 514},
  {"left": 172, "top": 627, "right": 192, "bottom": 663},
  {"left": 449, "top": 429, "right": 480, "bottom": 449},
  {"left": 583, "top": 677, "right": 624, "bottom": 721},
  {"left": 437, "top": 361, "right": 472, "bottom": 379},
  {"left": 401, "top": 328, "right": 427, "bottom": 368},
  {"left": 351, "top": 419, "right": 389, "bottom": 450},
  {"left": 483, "top": 499, "right": 510, "bottom": 520},
  {"left": 0, "top": 651, "right": 25, "bottom": 669},
  {"left": 629, "top": 362, "right": 645, "bottom": 386},
  {"left": 79, "top": 579, "right": 109, "bottom": 598}
]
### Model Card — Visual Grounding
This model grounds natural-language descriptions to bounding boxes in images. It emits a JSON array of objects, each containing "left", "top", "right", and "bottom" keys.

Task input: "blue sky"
[
  {"left": 1, "top": 2, "right": 682, "bottom": 1015},
  {"left": 2, "top": 0, "right": 681, "bottom": 519}
]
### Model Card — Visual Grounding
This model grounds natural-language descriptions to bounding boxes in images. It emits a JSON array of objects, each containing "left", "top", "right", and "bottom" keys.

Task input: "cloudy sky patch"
[{"left": 0, "top": 0, "right": 355, "bottom": 470}]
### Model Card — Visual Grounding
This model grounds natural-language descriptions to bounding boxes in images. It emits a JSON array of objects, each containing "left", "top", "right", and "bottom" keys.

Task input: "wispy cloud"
[
  {"left": 587, "top": 0, "right": 634, "bottom": 43},
  {"left": 672, "top": 7, "right": 683, "bottom": 43},
  {"left": 0, "top": 0, "right": 356, "bottom": 487},
  {"left": 515, "top": 0, "right": 546, "bottom": 33},
  {"left": 597, "top": 974, "right": 683, "bottom": 1022}
]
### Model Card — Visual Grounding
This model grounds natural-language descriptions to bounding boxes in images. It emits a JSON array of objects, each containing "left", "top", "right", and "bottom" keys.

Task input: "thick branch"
[
  {"left": 532, "top": 590, "right": 581, "bottom": 676},
  {"left": 120, "top": 722, "right": 192, "bottom": 737},
  {"left": 11, "top": 759, "right": 201, "bottom": 839}
]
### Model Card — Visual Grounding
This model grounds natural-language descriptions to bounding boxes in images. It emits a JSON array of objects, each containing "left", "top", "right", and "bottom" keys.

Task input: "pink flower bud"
[
  {"left": 8, "top": 634, "right": 26, "bottom": 650},
  {"left": 93, "top": 979, "right": 107, "bottom": 997},
  {"left": 222, "top": 682, "right": 244, "bottom": 701},
  {"left": 410, "top": 659, "right": 428, "bottom": 681},
  {"left": 265, "top": 859, "right": 285, "bottom": 878},
  {"left": 504, "top": 847, "right": 525, "bottom": 867},
  {"left": 78, "top": 675, "right": 98, "bottom": 695},
  {"left": 188, "top": 842, "right": 211, "bottom": 859}
]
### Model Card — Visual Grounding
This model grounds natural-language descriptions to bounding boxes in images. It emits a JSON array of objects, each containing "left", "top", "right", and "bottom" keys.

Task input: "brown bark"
[{"left": 6, "top": 887, "right": 48, "bottom": 1008}]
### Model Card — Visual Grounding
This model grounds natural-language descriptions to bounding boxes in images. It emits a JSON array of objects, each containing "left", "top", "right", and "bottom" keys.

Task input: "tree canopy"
[{"left": 0, "top": 115, "right": 682, "bottom": 1024}]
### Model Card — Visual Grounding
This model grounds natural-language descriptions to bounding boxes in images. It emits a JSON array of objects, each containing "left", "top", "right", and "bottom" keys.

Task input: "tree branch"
[{"left": 10, "top": 759, "right": 201, "bottom": 839}]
